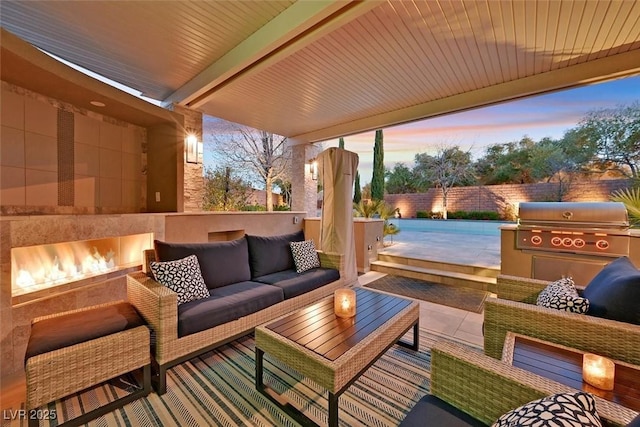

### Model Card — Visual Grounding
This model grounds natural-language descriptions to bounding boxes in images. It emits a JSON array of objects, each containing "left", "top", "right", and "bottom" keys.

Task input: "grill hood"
[{"left": 518, "top": 202, "right": 629, "bottom": 228}]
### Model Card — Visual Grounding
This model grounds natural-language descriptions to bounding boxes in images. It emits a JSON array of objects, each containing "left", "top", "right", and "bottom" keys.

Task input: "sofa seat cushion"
[
  {"left": 582, "top": 256, "right": 640, "bottom": 325},
  {"left": 400, "top": 394, "right": 486, "bottom": 427},
  {"left": 177, "top": 281, "right": 284, "bottom": 337},
  {"left": 254, "top": 267, "right": 340, "bottom": 299},
  {"left": 154, "top": 237, "right": 251, "bottom": 290},
  {"left": 246, "top": 230, "right": 304, "bottom": 278}
]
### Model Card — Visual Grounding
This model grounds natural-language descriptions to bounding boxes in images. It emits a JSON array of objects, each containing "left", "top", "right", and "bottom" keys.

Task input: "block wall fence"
[{"left": 384, "top": 179, "right": 632, "bottom": 219}]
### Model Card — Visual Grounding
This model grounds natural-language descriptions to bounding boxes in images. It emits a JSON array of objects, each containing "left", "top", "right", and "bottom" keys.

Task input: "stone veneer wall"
[
  {"left": 169, "top": 105, "right": 204, "bottom": 212},
  {"left": 1, "top": 81, "right": 147, "bottom": 215},
  {"left": 291, "top": 144, "right": 318, "bottom": 215},
  {"left": 385, "top": 179, "right": 632, "bottom": 218}
]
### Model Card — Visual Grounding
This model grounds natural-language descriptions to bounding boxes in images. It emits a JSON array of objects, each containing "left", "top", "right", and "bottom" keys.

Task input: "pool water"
[{"left": 386, "top": 219, "right": 513, "bottom": 236}]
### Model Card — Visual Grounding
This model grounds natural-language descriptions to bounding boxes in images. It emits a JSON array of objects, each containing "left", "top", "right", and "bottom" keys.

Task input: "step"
[
  {"left": 376, "top": 253, "right": 500, "bottom": 279},
  {"left": 370, "top": 260, "right": 497, "bottom": 293}
]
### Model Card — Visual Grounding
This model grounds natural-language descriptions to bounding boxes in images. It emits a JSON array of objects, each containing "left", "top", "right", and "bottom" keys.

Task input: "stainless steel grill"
[{"left": 517, "top": 202, "right": 630, "bottom": 257}]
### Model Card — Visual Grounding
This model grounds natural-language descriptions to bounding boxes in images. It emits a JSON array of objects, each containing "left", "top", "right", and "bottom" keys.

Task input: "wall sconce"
[
  {"left": 582, "top": 353, "right": 615, "bottom": 390},
  {"left": 186, "top": 133, "right": 203, "bottom": 164},
  {"left": 334, "top": 288, "right": 356, "bottom": 318},
  {"left": 309, "top": 159, "right": 318, "bottom": 180}
]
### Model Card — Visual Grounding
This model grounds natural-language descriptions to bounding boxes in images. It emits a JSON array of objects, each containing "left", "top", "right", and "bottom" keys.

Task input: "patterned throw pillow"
[
  {"left": 290, "top": 240, "right": 321, "bottom": 273},
  {"left": 149, "top": 255, "right": 210, "bottom": 305},
  {"left": 492, "top": 392, "right": 602, "bottom": 427},
  {"left": 536, "top": 277, "right": 590, "bottom": 314}
]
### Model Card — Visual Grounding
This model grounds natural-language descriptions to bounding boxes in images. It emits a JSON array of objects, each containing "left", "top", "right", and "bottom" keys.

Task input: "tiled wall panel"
[{"left": 1, "top": 82, "right": 146, "bottom": 213}]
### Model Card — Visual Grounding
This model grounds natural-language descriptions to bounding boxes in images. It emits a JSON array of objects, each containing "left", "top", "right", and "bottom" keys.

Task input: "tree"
[
  {"left": 353, "top": 171, "right": 362, "bottom": 203},
  {"left": 576, "top": 102, "right": 640, "bottom": 178},
  {"left": 414, "top": 146, "right": 475, "bottom": 219},
  {"left": 473, "top": 137, "right": 537, "bottom": 185},
  {"left": 212, "top": 126, "right": 291, "bottom": 211},
  {"left": 385, "top": 163, "right": 422, "bottom": 193},
  {"left": 202, "top": 166, "right": 252, "bottom": 211},
  {"left": 362, "top": 182, "right": 372, "bottom": 200},
  {"left": 273, "top": 178, "right": 291, "bottom": 208},
  {"left": 371, "top": 129, "right": 385, "bottom": 201},
  {"left": 338, "top": 137, "right": 345, "bottom": 149}
]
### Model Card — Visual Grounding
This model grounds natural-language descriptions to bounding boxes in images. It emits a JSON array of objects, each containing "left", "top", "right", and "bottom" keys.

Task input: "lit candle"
[
  {"left": 334, "top": 289, "right": 356, "bottom": 318},
  {"left": 582, "top": 353, "right": 615, "bottom": 391}
]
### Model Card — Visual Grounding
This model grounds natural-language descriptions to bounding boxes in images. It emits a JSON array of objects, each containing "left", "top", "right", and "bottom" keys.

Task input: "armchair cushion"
[
  {"left": 149, "top": 255, "right": 210, "bottom": 305},
  {"left": 582, "top": 256, "right": 640, "bottom": 325},
  {"left": 536, "top": 277, "right": 589, "bottom": 314},
  {"left": 400, "top": 394, "right": 486, "bottom": 427},
  {"left": 26, "top": 302, "right": 146, "bottom": 358},
  {"left": 492, "top": 392, "right": 602, "bottom": 427},
  {"left": 246, "top": 230, "right": 304, "bottom": 277}
]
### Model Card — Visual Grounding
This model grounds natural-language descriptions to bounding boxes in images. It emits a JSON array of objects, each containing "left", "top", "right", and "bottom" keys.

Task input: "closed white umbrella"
[{"left": 318, "top": 147, "right": 359, "bottom": 284}]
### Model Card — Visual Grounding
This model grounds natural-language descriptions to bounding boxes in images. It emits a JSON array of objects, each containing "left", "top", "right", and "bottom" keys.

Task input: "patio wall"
[{"left": 385, "top": 179, "right": 632, "bottom": 219}]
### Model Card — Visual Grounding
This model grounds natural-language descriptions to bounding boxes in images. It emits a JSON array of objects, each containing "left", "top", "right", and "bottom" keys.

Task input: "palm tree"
[
  {"left": 611, "top": 186, "right": 640, "bottom": 226},
  {"left": 353, "top": 199, "right": 383, "bottom": 218},
  {"left": 353, "top": 200, "right": 400, "bottom": 245}
]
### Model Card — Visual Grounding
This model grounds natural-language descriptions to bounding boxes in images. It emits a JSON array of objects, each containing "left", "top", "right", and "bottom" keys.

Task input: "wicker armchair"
[
  {"left": 431, "top": 341, "right": 637, "bottom": 426},
  {"left": 127, "top": 250, "right": 345, "bottom": 394},
  {"left": 484, "top": 274, "right": 640, "bottom": 366}
]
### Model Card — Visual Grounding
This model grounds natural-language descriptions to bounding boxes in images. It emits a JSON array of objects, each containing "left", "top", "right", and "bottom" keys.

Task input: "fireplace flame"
[
  {"left": 13, "top": 243, "right": 118, "bottom": 292},
  {"left": 11, "top": 233, "right": 153, "bottom": 299}
]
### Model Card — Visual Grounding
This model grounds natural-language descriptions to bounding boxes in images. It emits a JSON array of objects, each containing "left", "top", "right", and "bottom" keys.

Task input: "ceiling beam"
[
  {"left": 179, "top": 0, "right": 380, "bottom": 110},
  {"left": 289, "top": 49, "right": 640, "bottom": 145},
  {"left": 163, "top": 0, "right": 377, "bottom": 109}
]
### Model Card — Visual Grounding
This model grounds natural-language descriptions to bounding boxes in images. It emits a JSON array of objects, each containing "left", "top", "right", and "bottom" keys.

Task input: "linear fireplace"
[{"left": 11, "top": 233, "right": 153, "bottom": 303}]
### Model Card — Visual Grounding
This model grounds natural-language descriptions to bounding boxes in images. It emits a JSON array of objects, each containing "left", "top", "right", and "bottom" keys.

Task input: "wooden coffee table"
[
  {"left": 255, "top": 287, "right": 419, "bottom": 427},
  {"left": 502, "top": 332, "right": 640, "bottom": 412}
]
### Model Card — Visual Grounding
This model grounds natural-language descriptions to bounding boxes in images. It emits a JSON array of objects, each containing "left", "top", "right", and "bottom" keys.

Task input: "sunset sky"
[{"left": 319, "top": 75, "right": 640, "bottom": 185}]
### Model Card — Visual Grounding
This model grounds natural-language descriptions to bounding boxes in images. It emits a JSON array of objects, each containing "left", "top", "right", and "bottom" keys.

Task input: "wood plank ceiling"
[{"left": 1, "top": 0, "right": 639, "bottom": 143}]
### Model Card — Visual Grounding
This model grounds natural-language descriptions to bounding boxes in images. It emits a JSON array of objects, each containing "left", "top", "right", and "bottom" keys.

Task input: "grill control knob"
[
  {"left": 573, "top": 239, "right": 585, "bottom": 248},
  {"left": 530, "top": 235, "right": 543, "bottom": 245},
  {"left": 596, "top": 240, "right": 609, "bottom": 250},
  {"left": 562, "top": 237, "right": 573, "bottom": 247},
  {"left": 551, "top": 237, "right": 563, "bottom": 246}
]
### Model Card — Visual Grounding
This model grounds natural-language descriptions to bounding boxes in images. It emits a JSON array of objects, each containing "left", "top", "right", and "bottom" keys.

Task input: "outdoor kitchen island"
[{"left": 255, "top": 288, "right": 419, "bottom": 427}]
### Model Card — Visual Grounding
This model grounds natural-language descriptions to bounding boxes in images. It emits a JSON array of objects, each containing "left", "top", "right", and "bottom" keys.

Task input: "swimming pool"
[{"left": 386, "top": 219, "right": 513, "bottom": 236}]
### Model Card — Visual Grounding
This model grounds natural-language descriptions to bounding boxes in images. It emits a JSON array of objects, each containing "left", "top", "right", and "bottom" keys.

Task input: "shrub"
[
  {"left": 447, "top": 210, "right": 501, "bottom": 220},
  {"left": 416, "top": 211, "right": 429, "bottom": 218}
]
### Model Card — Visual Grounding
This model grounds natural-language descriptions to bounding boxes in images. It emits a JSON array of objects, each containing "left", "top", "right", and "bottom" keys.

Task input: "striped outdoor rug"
[{"left": 7, "top": 330, "right": 480, "bottom": 427}]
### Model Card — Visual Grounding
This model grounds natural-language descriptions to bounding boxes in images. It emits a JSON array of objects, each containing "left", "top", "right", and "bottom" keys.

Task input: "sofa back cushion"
[
  {"left": 582, "top": 256, "right": 640, "bottom": 325},
  {"left": 154, "top": 237, "right": 251, "bottom": 289},
  {"left": 246, "top": 230, "right": 304, "bottom": 278}
]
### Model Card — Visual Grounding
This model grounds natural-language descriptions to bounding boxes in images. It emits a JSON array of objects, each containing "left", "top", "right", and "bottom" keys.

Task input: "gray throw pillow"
[
  {"left": 290, "top": 240, "right": 321, "bottom": 273},
  {"left": 492, "top": 392, "right": 602, "bottom": 427},
  {"left": 150, "top": 255, "right": 210, "bottom": 305},
  {"left": 536, "top": 277, "right": 589, "bottom": 314},
  {"left": 582, "top": 256, "right": 640, "bottom": 325}
]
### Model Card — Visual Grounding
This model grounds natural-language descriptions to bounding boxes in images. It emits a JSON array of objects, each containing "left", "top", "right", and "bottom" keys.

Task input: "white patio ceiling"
[{"left": 1, "top": 0, "right": 639, "bottom": 144}]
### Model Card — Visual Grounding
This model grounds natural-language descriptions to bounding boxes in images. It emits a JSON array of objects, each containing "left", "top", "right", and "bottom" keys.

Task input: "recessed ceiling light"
[{"left": 90, "top": 101, "right": 106, "bottom": 107}]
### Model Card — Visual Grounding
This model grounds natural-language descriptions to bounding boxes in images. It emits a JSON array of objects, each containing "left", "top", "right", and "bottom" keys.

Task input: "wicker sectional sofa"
[
  {"left": 127, "top": 231, "right": 345, "bottom": 394},
  {"left": 484, "top": 274, "right": 640, "bottom": 366}
]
